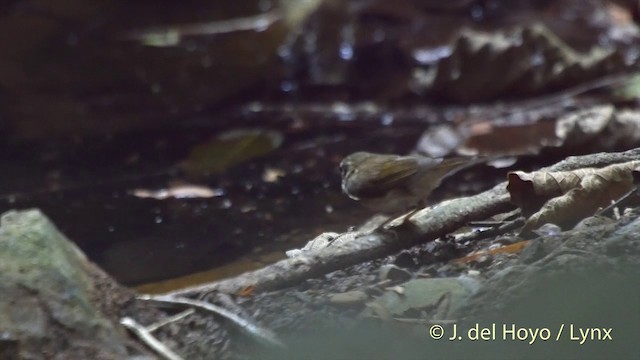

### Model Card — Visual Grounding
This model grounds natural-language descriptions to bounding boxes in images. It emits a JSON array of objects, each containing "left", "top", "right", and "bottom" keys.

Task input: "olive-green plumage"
[{"left": 340, "top": 151, "right": 476, "bottom": 213}]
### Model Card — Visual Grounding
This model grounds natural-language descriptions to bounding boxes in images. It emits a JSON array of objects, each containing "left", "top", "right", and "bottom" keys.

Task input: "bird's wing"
[{"left": 351, "top": 156, "right": 419, "bottom": 198}]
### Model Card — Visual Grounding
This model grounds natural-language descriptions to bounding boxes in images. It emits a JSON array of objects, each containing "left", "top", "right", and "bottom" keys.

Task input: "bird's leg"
[
  {"left": 374, "top": 216, "right": 395, "bottom": 231},
  {"left": 373, "top": 200, "right": 426, "bottom": 232},
  {"left": 372, "top": 218, "right": 400, "bottom": 240},
  {"left": 399, "top": 208, "right": 420, "bottom": 226},
  {"left": 400, "top": 200, "right": 425, "bottom": 226}
]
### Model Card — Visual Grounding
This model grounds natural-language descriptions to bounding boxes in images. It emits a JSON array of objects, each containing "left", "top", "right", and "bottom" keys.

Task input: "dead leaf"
[
  {"left": 262, "top": 167, "right": 285, "bottom": 183},
  {"left": 521, "top": 163, "right": 638, "bottom": 233},
  {"left": 419, "top": 104, "right": 640, "bottom": 162},
  {"left": 508, "top": 161, "right": 640, "bottom": 233},
  {"left": 131, "top": 184, "right": 224, "bottom": 199},
  {"left": 181, "top": 129, "right": 283, "bottom": 177},
  {"left": 411, "top": 24, "right": 626, "bottom": 102},
  {"left": 555, "top": 105, "right": 614, "bottom": 148},
  {"left": 416, "top": 124, "right": 468, "bottom": 158},
  {"left": 600, "top": 110, "right": 640, "bottom": 150},
  {"left": 237, "top": 285, "right": 255, "bottom": 297},
  {"left": 458, "top": 120, "right": 559, "bottom": 157},
  {"left": 507, "top": 168, "right": 601, "bottom": 215}
]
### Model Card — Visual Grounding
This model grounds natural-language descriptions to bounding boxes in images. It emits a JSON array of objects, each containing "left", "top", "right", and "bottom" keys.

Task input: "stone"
[
  {"left": 378, "top": 264, "right": 412, "bottom": 282},
  {"left": 0, "top": 209, "right": 149, "bottom": 359}
]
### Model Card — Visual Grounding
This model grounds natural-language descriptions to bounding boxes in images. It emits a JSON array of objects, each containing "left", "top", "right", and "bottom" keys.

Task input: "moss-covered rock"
[{"left": 0, "top": 209, "right": 147, "bottom": 359}]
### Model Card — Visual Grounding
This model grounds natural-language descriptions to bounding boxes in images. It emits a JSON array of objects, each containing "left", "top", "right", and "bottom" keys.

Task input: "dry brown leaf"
[
  {"left": 459, "top": 120, "right": 559, "bottom": 157},
  {"left": 237, "top": 285, "right": 255, "bottom": 297},
  {"left": 181, "top": 129, "right": 283, "bottom": 177},
  {"left": 412, "top": 24, "right": 627, "bottom": 102},
  {"left": 508, "top": 168, "right": 601, "bottom": 215},
  {"left": 555, "top": 105, "right": 614, "bottom": 148},
  {"left": 519, "top": 161, "right": 640, "bottom": 233},
  {"left": 507, "top": 162, "right": 640, "bottom": 215},
  {"left": 422, "top": 106, "right": 640, "bottom": 161}
]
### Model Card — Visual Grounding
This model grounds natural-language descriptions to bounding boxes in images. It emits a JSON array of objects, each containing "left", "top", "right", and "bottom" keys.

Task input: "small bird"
[{"left": 340, "top": 151, "right": 478, "bottom": 225}]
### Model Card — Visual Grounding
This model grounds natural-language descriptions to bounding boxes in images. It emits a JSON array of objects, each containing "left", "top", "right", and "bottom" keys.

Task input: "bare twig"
[
  {"left": 120, "top": 317, "right": 184, "bottom": 360},
  {"left": 146, "top": 309, "right": 195, "bottom": 332},
  {"left": 467, "top": 221, "right": 504, "bottom": 228},
  {"left": 596, "top": 187, "right": 640, "bottom": 217},
  {"left": 455, "top": 218, "right": 525, "bottom": 244},
  {"left": 138, "top": 294, "right": 285, "bottom": 349},
  {"left": 123, "top": 10, "right": 282, "bottom": 42}
]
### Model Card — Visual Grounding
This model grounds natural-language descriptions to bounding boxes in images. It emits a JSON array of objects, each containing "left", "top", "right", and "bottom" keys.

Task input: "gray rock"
[
  {"left": 0, "top": 209, "right": 147, "bottom": 359},
  {"left": 363, "top": 277, "right": 480, "bottom": 320},
  {"left": 378, "top": 264, "right": 412, "bottom": 282},
  {"left": 328, "top": 291, "right": 369, "bottom": 306},
  {"left": 452, "top": 214, "right": 640, "bottom": 359}
]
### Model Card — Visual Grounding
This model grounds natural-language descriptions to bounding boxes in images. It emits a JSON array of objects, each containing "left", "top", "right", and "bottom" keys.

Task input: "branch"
[
  {"left": 165, "top": 148, "right": 640, "bottom": 297},
  {"left": 121, "top": 317, "right": 184, "bottom": 360},
  {"left": 138, "top": 295, "right": 285, "bottom": 349}
]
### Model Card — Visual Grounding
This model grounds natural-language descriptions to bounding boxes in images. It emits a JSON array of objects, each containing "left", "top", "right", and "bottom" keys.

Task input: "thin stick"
[
  {"left": 146, "top": 309, "right": 195, "bottom": 332},
  {"left": 124, "top": 10, "right": 282, "bottom": 40},
  {"left": 467, "top": 221, "right": 504, "bottom": 228},
  {"left": 596, "top": 187, "right": 640, "bottom": 216},
  {"left": 138, "top": 294, "right": 285, "bottom": 349},
  {"left": 120, "top": 317, "right": 184, "bottom": 360},
  {"left": 455, "top": 218, "right": 525, "bottom": 244}
]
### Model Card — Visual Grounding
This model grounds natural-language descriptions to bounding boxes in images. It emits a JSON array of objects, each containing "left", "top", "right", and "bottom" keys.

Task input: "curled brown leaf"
[
  {"left": 511, "top": 160, "right": 640, "bottom": 233},
  {"left": 507, "top": 168, "right": 600, "bottom": 215}
]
